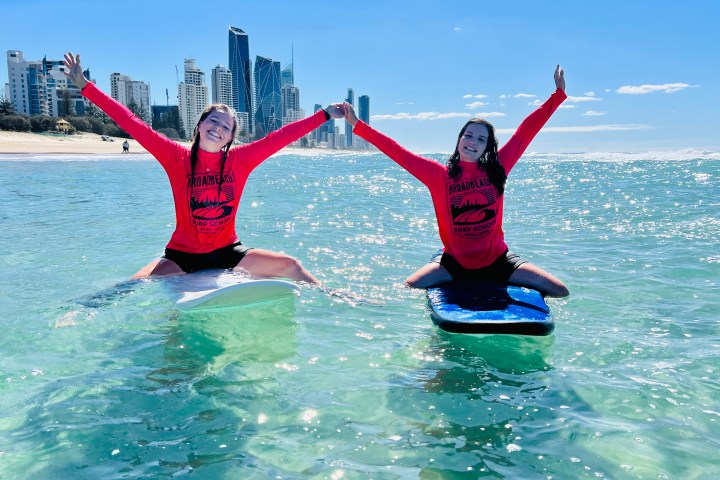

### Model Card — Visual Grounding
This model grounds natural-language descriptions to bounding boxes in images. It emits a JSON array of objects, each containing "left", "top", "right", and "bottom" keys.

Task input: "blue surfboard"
[{"left": 427, "top": 282, "right": 554, "bottom": 336}]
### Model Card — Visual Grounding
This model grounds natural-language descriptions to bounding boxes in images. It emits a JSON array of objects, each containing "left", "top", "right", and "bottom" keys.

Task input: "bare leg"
[
  {"left": 131, "top": 258, "right": 185, "bottom": 279},
  {"left": 508, "top": 262, "right": 569, "bottom": 297},
  {"left": 234, "top": 249, "right": 320, "bottom": 285},
  {"left": 404, "top": 262, "right": 453, "bottom": 289}
]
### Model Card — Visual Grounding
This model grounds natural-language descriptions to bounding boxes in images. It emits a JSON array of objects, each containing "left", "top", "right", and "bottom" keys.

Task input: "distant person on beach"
[
  {"left": 343, "top": 65, "right": 569, "bottom": 297},
  {"left": 64, "top": 52, "right": 345, "bottom": 284},
  {"left": 122, "top": 140, "right": 129, "bottom": 153}
]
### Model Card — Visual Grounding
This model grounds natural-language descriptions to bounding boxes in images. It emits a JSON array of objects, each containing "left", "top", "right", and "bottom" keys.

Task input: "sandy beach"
[
  {"left": 0, "top": 130, "right": 153, "bottom": 154},
  {"left": 0, "top": 130, "right": 356, "bottom": 156}
]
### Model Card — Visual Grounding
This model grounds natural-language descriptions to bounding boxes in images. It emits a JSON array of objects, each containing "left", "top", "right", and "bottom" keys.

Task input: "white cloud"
[
  {"left": 496, "top": 124, "right": 652, "bottom": 134},
  {"left": 454, "top": 27, "right": 462, "bottom": 31},
  {"left": 463, "top": 94, "right": 487, "bottom": 99},
  {"left": 514, "top": 93, "right": 536, "bottom": 98},
  {"left": 559, "top": 104, "right": 575, "bottom": 109},
  {"left": 465, "top": 101, "right": 488, "bottom": 109},
  {"left": 616, "top": 83, "right": 692, "bottom": 94},
  {"left": 372, "top": 112, "right": 473, "bottom": 121},
  {"left": 585, "top": 91, "right": 596, "bottom": 96},
  {"left": 566, "top": 95, "right": 602, "bottom": 102},
  {"left": 469, "top": 112, "right": 506, "bottom": 118},
  {"left": 583, "top": 110, "right": 606, "bottom": 116}
]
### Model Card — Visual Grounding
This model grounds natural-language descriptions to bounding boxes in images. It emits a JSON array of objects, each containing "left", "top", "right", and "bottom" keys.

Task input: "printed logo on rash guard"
[
  {"left": 447, "top": 176, "right": 497, "bottom": 239},
  {"left": 187, "top": 171, "right": 235, "bottom": 234}
]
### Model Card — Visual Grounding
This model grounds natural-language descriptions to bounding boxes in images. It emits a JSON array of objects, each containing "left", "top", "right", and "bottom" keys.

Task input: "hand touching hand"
[{"left": 343, "top": 102, "right": 359, "bottom": 127}]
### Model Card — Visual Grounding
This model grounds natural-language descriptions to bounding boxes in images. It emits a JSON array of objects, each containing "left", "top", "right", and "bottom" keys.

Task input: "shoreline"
[
  {"left": 0, "top": 131, "right": 150, "bottom": 154},
  {"left": 0, "top": 130, "right": 363, "bottom": 156}
]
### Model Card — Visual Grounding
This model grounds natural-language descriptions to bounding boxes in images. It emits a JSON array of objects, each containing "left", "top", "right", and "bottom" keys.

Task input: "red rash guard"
[
  {"left": 353, "top": 88, "right": 567, "bottom": 269},
  {"left": 83, "top": 82, "right": 327, "bottom": 254}
]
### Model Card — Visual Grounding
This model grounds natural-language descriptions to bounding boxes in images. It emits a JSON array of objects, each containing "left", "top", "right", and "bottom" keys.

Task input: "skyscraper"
[
  {"left": 110, "top": 72, "right": 151, "bottom": 121},
  {"left": 358, "top": 95, "right": 370, "bottom": 149},
  {"left": 228, "top": 26, "right": 253, "bottom": 134},
  {"left": 253, "top": 55, "right": 281, "bottom": 138},
  {"left": 177, "top": 58, "right": 208, "bottom": 139},
  {"left": 281, "top": 84, "right": 302, "bottom": 125},
  {"left": 211, "top": 65, "right": 233, "bottom": 105},
  {"left": 358, "top": 95, "right": 370, "bottom": 124},
  {"left": 345, "top": 88, "right": 354, "bottom": 148},
  {"left": 281, "top": 64, "right": 294, "bottom": 87},
  {"left": 6, "top": 50, "right": 85, "bottom": 117}
]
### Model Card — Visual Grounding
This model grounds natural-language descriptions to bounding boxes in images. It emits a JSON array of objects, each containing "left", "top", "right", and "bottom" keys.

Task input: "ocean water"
[{"left": 0, "top": 150, "right": 718, "bottom": 479}]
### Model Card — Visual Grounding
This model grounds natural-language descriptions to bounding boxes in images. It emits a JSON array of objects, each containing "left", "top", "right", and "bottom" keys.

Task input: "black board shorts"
[
  {"left": 432, "top": 249, "right": 527, "bottom": 283},
  {"left": 163, "top": 242, "right": 252, "bottom": 273}
]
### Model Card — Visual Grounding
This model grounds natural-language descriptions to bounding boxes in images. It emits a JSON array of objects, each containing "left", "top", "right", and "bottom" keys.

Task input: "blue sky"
[{"left": 2, "top": 0, "right": 718, "bottom": 153}]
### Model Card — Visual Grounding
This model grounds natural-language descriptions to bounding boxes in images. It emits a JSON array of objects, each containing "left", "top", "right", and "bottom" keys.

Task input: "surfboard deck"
[
  {"left": 427, "top": 282, "right": 554, "bottom": 336},
  {"left": 174, "top": 271, "right": 300, "bottom": 311}
]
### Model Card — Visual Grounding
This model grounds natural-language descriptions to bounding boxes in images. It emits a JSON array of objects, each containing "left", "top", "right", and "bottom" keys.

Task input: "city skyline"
[{"left": 1, "top": 0, "right": 718, "bottom": 153}]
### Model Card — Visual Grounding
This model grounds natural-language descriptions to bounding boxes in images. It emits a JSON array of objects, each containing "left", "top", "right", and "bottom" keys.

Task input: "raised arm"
[
  {"left": 499, "top": 65, "right": 567, "bottom": 171},
  {"left": 347, "top": 103, "right": 444, "bottom": 185},
  {"left": 63, "top": 52, "right": 178, "bottom": 160},
  {"left": 235, "top": 103, "right": 346, "bottom": 170}
]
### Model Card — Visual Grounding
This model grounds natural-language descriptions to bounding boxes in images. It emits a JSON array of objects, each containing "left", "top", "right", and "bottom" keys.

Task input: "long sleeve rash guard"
[
  {"left": 83, "top": 82, "right": 327, "bottom": 254},
  {"left": 353, "top": 88, "right": 566, "bottom": 269}
]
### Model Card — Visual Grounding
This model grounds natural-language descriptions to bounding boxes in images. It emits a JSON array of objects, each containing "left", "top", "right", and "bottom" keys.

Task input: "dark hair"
[
  {"left": 446, "top": 118, "right": 506, "bottom": 196},
  {"left": 189, "top": 104, "right": 239, "bottom": 197}
]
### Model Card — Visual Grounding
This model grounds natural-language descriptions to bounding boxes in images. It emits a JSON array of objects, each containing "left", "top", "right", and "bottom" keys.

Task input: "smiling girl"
[
  {"left": 64, "top": 52, "right": 344, "bottom": 284},
  {"left": 343, "top": 66, "right": 569, "bottom": 296}
]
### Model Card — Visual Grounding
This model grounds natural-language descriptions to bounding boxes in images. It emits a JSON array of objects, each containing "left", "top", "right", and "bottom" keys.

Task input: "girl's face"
[
  {"left": 457, "top": 123, "right": 489, "bottom": 163},
  {"left": 198, "top": 109, "right": 235, "bottom": 152}
]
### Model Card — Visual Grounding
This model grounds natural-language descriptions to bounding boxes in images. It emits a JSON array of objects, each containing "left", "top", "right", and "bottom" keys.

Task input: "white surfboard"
[{"left": 174, "top": 270, "right": 300, "bottom": 311}]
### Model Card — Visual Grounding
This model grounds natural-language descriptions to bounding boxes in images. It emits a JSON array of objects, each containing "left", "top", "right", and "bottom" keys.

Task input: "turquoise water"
[{"left": 1, "top": 150, "right": 718, "bottom": 479}]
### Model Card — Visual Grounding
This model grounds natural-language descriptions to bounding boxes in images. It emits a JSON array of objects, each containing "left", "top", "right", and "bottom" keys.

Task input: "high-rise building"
[
  {"left": 281, "top": 64, "right": 294, "bottom": 87},
  {"left": 177, "top": 58, "right": 209, "bottom": 139},
  {"left": 211, "top": 65, "right": 233, "bottom": 105},
  {"left": 314, "top": 103, "right": 335, "bottom": 147},
  {"left": 6, "top": 50, "right": 86, "bottom": 117},
  {"left": 110, "top": 72, "right": 151, "bottom": 121},
  {"left": 253, "top": 55, "right": 281, "bottom": 138},
  {"left": 345, "top": 88, "right": 354, "bottom": 148},
  {"left": 358, "top": 95, "right": 371, "bottom": 149},
  {"left": 358, "top": 95, "right": 370, "bottom": 124},
  {"left": 228, "top": 26, "right": 253, "bottom": 134},
  {"left": 281, "top": 84, "right": 303, "bottom": 125}
]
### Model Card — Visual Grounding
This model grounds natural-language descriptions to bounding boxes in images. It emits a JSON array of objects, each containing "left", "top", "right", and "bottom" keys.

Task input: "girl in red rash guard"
[
  {"left": 64, "top": 52, "right": 344, "bottom": 284},
  {"left": 343, "top": 66, "right": 569, "bottom": 297}
]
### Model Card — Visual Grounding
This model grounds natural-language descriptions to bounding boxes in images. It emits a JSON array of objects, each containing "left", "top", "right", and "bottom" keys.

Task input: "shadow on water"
[
  {"left": 381, "top": 331, "right": 559, "bottom": 478},
  {"left": 6, "top": 288, "right": 299, "bottom": 479}
]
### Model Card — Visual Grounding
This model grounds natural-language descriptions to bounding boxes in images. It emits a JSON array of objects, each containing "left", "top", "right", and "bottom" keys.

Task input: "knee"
[
  {"left": 280, "top": 255, "right": 304, "bottom": 275},
  {"left": 546, "top": 282, "right": 570, "bottom": 298}
]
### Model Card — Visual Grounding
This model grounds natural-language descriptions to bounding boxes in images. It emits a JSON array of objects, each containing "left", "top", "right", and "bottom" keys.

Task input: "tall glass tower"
[
  {"left": 358, "top": 95, "right": 370, "bottom": 124},
  {"left": 228, "top": 26, "right": 253, "bottom": 134},
  {"left": 358, "top": 95, "right": 370, "bottom": 149},
  {"left": 345, "top": 88, "right": 354, "bottom": 148},
  {"left": 253, "top": 56, "right": 282, "bottom": 138}
]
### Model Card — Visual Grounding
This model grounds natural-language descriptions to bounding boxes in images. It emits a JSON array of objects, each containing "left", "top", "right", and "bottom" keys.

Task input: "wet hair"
[
  {"left": 446, "top": 118, "right": 506, "bottom": 196},
  {"left": 189, "top": 104, "right": 239, "bottom": 197}
]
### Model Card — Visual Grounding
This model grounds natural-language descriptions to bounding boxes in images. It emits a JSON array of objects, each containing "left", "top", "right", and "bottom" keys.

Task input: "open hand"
[
  {"left": 63, "top": 52, "right": 89, "bottom": 89},
  {"left": 554, "top": 64, "right": 565, "bottom": 92}
]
